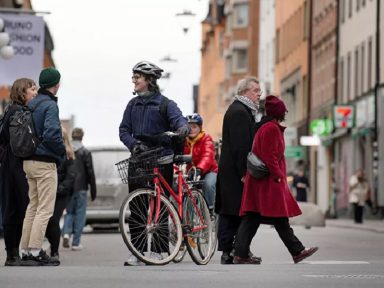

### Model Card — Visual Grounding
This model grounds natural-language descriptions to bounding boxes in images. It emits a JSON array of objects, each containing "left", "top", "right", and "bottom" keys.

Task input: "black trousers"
[
  {"left": 234, "top": 213, "right": 305, "bottom": 258},
  {"left": 217, "top": 214, "right": 242, "bottom": 252},
  {"left": 128, "top": 162, "right": 173, "bottom": 253},
  {"left": 45, "top": 195, "right": 68, "bottom": 255},
  {"left": 352, "top": 203, "right": 364, "bottom": 223},
  {"left": 0, "top": 156, "right": 29, "bottom": 253}
]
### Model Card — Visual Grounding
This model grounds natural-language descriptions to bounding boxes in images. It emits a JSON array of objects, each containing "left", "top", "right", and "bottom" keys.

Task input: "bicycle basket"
[{"left": 115, "top": 148, "right": 165, "bottom": 185}]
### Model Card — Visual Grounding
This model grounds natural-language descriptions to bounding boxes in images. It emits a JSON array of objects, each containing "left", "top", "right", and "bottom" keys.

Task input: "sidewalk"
[{"left": 326, "top": 218, "right": 384, "bottom": 233}]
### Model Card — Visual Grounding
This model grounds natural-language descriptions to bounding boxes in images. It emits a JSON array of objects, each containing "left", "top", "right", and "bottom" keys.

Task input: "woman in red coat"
[
  {"left": 184, "top": 113, "right": 218, "bottom": 211},
  {"left": 233, "top": 95, "right": 318, "bottom": 264}
]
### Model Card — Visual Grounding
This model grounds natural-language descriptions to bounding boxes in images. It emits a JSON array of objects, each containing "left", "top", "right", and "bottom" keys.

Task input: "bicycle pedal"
[
  {"left": 187, "top": 236, "right": 197, "bottom": 249},
  {"left": 182, "top": 225, "right": 192, "bottom": 234}
]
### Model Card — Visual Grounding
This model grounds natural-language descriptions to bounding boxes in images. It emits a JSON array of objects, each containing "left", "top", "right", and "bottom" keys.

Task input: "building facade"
[
  {"left": 334, "top": 0, "right": 378, "bottom": 214},
  {"left": 258, "top": 0, "right": 275, "bottom": 95},
  {"left": 309, "top": 0, "right": 338, "bottom": 213},
  {"left": 199, "top": 0, "right": 260, "bottom": 140}
]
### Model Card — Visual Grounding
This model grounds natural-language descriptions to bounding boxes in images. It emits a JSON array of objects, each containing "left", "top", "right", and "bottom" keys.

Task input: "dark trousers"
[
  {"left": 45, "top": 195, "right": 68, "bottom": 255},
  {"left": 217, "top": 214, "right": 242, "bottom": 252},
  {"left": 0, "top": 158, "right": 29, "bottom": 253},
  {"left": 234, "top": 213, "right": 305, "bottom": 258},
  {"left": 128, "top": 162, "right": 173, "bottom": 253},
  {"left": 352, "top": 203, "right": 364, "bottom": 223}
]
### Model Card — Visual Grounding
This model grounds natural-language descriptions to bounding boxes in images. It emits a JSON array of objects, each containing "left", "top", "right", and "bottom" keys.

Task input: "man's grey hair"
[{"left": 236, "top": 76, "right": 259, "bottom": 95}]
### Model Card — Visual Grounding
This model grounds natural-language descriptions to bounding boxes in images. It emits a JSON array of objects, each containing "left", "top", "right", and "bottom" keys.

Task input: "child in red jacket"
[{"left": 184, "top": 114, "right": 218, "bottom": 212}]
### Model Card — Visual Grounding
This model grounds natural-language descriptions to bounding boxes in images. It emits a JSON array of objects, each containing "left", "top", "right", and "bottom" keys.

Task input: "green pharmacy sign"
[{"left": 310, "top": 119, "right": 333, "bottom": 136}]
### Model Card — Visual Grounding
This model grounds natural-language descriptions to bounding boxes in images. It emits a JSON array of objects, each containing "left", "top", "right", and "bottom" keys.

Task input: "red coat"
[
  {"left": 240, "top": 120, "right": 302, "bottom": 218},
  {"left": 183, "top": 132, "right": 218, "bottom": 175}
]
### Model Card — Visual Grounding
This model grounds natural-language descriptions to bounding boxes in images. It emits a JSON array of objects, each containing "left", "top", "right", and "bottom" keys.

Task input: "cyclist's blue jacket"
[{"left": 119, "top": 92, "right": 187, "bottom": 155}]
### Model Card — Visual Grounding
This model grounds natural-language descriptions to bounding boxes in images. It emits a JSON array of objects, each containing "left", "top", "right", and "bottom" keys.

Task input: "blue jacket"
[
  {"left": 28, "top": 92, "right": 65, "bottom": 164},
  {"left": 119, "top": 93, "right": 187, "bottom": 154}
]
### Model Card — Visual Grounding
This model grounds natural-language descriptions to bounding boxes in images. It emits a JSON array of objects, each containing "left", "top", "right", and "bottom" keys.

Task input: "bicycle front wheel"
[
  {"left": 183, "top": 188, "right": 213, "bottom": 265},
  {"left": 119, "top": 188, "right": 183, "bottom": 265}
]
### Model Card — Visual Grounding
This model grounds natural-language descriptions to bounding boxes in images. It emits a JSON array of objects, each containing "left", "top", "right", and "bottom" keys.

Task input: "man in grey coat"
[{"left": 215, "top": 77, "right": 263, "bottom": 264}]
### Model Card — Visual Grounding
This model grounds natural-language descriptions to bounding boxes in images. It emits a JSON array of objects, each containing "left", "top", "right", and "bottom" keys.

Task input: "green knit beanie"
[{"left": 39, "top": 67, "right": 61, "bottom": 88}]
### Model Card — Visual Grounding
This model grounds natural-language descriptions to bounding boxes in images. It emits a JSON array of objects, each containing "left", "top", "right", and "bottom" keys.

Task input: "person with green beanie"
[{"left": 20, "top": 67, "right": 65, "bottom": 266}]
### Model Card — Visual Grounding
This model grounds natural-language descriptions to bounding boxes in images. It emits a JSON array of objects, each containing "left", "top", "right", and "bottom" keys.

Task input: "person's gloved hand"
[
  {"left": 132, "top": 140, "right": 149, "bottom": 155},
  {"left": 176, "top": 125, "right": 190, "bottom": 138}
]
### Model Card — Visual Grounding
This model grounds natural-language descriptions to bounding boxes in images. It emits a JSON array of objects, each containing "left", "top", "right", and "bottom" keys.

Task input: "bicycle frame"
[{"left": 148, "top": 165, "right": 208, "bottom": 235}]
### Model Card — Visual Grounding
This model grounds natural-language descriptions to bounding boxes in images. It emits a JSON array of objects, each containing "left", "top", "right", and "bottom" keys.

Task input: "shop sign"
[
  {"left": 310, "top": 119, "right": 333, "bottom": 136},
  {"left": 333, "top": 105, "right": 354, "bottom": 128}
]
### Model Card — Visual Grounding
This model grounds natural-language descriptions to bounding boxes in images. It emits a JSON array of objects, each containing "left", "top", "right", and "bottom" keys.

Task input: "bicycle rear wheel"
[
  {"left": 119, "top": 188, "right": 183, "bottom": 265},
  {"left": 183, "top": 188, "right": 213, "bottom": 265}
]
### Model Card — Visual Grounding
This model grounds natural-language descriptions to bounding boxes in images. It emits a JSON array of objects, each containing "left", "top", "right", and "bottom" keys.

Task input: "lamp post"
[
  {"left": 0, "top": 17, "right": 14, "bottom": 60},
  {"left": 175, "top": 10, "right": 196, "bottom": 34}
]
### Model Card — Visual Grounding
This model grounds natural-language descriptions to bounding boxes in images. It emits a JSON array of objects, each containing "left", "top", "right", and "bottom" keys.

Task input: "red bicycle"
[{"left": 116, "top": 132, "right": 213, "bottom": 265}]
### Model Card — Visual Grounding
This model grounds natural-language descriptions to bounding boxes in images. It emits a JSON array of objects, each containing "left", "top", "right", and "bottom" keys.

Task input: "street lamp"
[
  {"left": 175, "top": 10, "right": 196, "bottom": 34},
  {"left": 0, "top": 17, "right": 14, "bottom": 60}
]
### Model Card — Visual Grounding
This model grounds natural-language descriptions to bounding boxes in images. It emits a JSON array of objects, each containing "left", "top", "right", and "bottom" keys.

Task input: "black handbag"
[{"left": 246, "top": 152, "right": 269, "bottom": 179}]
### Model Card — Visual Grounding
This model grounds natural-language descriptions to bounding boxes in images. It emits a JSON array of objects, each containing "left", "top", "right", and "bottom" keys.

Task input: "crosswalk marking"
[{"left": 306, "top": 260, "right": 369, "bottom": 264}]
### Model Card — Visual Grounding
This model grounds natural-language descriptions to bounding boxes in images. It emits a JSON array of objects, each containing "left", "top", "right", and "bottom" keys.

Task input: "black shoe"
[
  {"left": 30, "top": 250, "right": 60, "bottom": 266},
  {"left": 5, "top": 256, "right": 22, "bottom": 266},
  {"left": 220, "top": 252, "right": 234, "bottom": 264},
  {"left": 50, "top": 252, "right": 60, "bottom": 263},
  {"left": 20, "top": 253, "right": 39, "bottom": 266}
]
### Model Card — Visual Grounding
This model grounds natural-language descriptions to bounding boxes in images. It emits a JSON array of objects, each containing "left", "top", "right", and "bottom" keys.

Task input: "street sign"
[
  {"left": 285, "top": 146, "right": 305, "bottom": 158},
  {"left": 333, "top": 105, "right": 355, "bottom": 128}
]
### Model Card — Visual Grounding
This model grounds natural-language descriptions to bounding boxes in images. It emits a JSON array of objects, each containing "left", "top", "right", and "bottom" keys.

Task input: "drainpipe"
[{"left": 372, "top": 0, "right": 381, "bottom": 208}]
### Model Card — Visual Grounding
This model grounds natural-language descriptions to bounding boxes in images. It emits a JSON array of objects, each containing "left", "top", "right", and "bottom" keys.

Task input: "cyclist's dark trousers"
[{"left": 128, "top": 162, "right": 173, "bottom": 253}]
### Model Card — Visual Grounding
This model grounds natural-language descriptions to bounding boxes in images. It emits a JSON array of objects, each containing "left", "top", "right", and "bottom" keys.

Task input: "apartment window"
[
  {"left": 347, "top": 53, "right": 351, "bottom": 100},
  {"left": 361, "top": 44, "right": 365, "bottom": 93},
  {"left": 339, "top": 59, "right": 344, "bottom": 103},
  {"left": 355, "top": 49, "right": 359, "bottom": 97},
  {"left": 233, "top": 48, "right": 248, "bottom": 72},
  {"left": 349, "top": 0, "right": 352, "bottom": 18},
  {"left": 225, "top": 56, "right": 232, "bottom": 79},
  {"left": 368, "top": 38, "right": 372, "bottom": 89},
  {"left": 233, "top": 3, "right": 249, "bottom": 28},
  {"left": 341, "top": 0, "right": 345, "bottom": 23}
]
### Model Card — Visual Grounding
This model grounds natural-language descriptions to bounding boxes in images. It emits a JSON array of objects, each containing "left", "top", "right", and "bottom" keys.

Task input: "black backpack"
[
  {"left": 0, "top": 105, "right": 10, "bottom": 163},
  {"left": 9, "top": 99, "right": 50, "bottom": 158}
]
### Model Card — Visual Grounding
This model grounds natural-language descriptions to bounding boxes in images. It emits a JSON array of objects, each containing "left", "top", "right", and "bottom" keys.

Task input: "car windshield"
[{"left": 91, "top": 150, "right": 130, "bottom": 185}]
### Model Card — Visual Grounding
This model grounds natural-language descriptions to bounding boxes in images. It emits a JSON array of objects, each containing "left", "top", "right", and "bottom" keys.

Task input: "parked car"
[{"left": 86, "top": 146, "right": 130, "bottom": 227}]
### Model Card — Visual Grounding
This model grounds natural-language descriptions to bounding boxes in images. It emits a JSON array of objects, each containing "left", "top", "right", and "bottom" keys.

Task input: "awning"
[{"left": 321, "top": 128, "right": 349, "bottom": 146}]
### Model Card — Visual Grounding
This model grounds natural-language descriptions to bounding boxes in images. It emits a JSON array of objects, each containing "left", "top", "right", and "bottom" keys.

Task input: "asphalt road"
[{"left": 1, "top": 224, "right": 383, "bottom": 288}]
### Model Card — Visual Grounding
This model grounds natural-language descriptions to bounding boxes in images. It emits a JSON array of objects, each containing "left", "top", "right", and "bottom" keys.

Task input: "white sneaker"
[
  {"left": 150, "top": 252, "right": 163, "bottom": 261},
  {"left": 71, "top": 244, "right": 83, "bottom": 251},
  {"left": 62, "top": 234, "right": 70, "bottom": 248},
  {"left": 125, "top": 255, "right": 145, "bottom": 266}
]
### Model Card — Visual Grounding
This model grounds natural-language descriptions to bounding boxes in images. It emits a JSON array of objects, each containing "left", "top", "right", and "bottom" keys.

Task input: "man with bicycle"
[{"left": 119, "top": 61, "right": 189, "bottom": 265}]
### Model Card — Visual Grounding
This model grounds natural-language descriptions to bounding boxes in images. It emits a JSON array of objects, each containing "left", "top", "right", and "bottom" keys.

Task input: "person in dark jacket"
[
  {"left": 233, "top": 95, "right": 318, "bottom": 264},
  {"left": 45, "top": 127, "right": 76, "bottom": 262},
  {"left": 119, "top": 61, "right": 189, "bottom": 265},
  {"left": 62, "top": 127, "right": 96, "bottom": 251},
  {"left": 0, "top": 78, "right": 37, "bottom": 266},
  {"left": 20, "top": 68, "right": 65, "bottom": 266},
  {"left": 215, "top": 76, "right": 263, "bottom": 264},
  {"left": 184, "top": 113, "right": 218, "bottom": 211}
]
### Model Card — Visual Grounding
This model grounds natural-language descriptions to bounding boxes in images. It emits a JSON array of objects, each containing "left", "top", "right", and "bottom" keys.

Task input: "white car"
[{"left": 86, "top": 146, "right": 130, "bottom": 227}]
